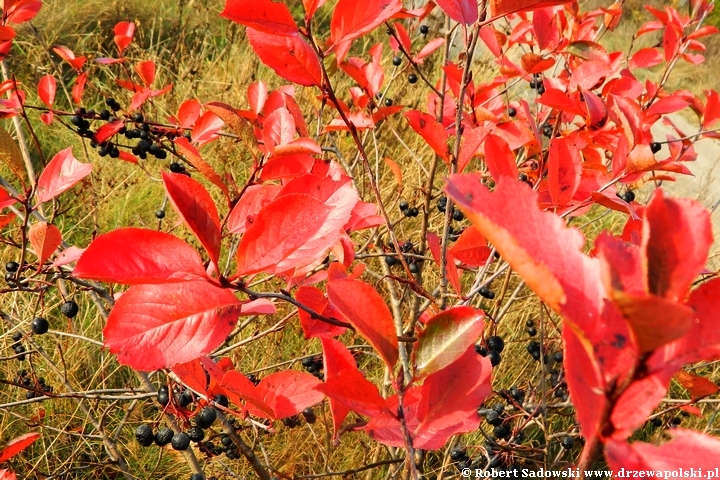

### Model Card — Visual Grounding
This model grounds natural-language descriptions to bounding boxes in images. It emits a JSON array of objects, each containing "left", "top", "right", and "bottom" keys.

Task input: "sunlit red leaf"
[
  {"left": 483, "top": 134, "right": 518, "bottom": 181},
  {"left": 321, "top": 338, "right": 354, "bottom": 438},
  {"left": 251, "top": 371, "right": 324, "bottom": 419},
  {"left": 52, "top": 46, "right": 86, "bottom": 70},
  {"left": 520, "top": 52, "right": 555, "bottom": 74},
  {"left": 405, "top": 110, "right": 448, "bottom": 161},
  {"left": 427, "top": 231, "right": 461, "bottom": 294},
  {"left": 449, "top": 227, "right": 490, "bottom": 266},
  {"left": 330, "top": 0, "right": 403, "bottom": 50},
  {"left": 173, "top": 137, "right": 229, "bottom": 199},
  {"left": 28, "top": 222, "right": 62, "bottom": 266},
  {"left": 71, "top": 72, "right": 87, "bottom": 105},
  {"left": 630, "top": 47, "right": 663, "bottom": 69},
  {"left": 315, "top": 362, "right": 394, "bottom": 419},
  {"left": 74, "top": 228, "right": 207, "bottom": 284},
  {"left": 0, "top": 432, "right": 40, "bottom": 463},
  {"left": 235, "top": 193, "right": 331, "bottom": 275},
  {"left": 486, "top": 0, "right": 573, "bottom": 19},
  {"left": 673, "top": 371, "right": 719, "bottom": 398},
  {"left": 295, "top": 286, "right": 347, "bottom": 339},
  {"left": 219, "top": 370, "right": 274, "bottom": 417},
  {"left": 434, "top": 0, "right": 478, "bottom": 25},
  {"left": 113, "top": 21, "right": 135, "bottom": 55},
  {"left": 303, "top": 0, "right": 327, "bottom": 23},
  {"left": 327, "top": 278, "right": 398, "bottom": 369},
  {"left": 246, "top": 28, "right": 323, "bottom": 87},
  {"left": 93, "top": 120, "right": 125, "bottom": 144},
  {"left": 162, "top": 172, "right": 221, "bottom": 268},
  {"left": 37, "top": 75, "right": 55, "bottom": 108},
  {"left": 227, "top": 184, "right": 281, "bottom": 234},
  {"left": 104, "top": 280, "right": 244, "bottom": 370},
  {"left": 547, "top": 136, "right": 581, "bottom": 207},
  {"left": 35, "top": 147, "right": 92, "bottom": 204},
  {"left": 172, "top": 359, "right": 209, "bottom": 396},
  {"left": 220, "top": 0, "right": 298, "bottom": 35},
  {"left": 191, "top": 111, "right": 224, "bottom": 146}
]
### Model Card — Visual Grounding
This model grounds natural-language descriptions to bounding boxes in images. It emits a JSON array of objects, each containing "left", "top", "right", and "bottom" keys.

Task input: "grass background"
[{"left": 1, "top": 0, "right": 719, "bottom": 478}]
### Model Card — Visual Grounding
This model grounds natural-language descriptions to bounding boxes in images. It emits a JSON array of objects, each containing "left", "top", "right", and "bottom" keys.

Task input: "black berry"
[
  {"left": 399, "top": 200, "right": 409, "bottom": 211},
  {"left": 5, "top": 261, "right": 19, "bottom": 272},
  {"left": 487, "top": 350, "right": 501, "bottom": 366},
  {"left": 392, "top": 56, "right": 402, "bottom": 66},
  {"left": 157, "top": 385, "right": 170, "bottom": 406},
  {"left": 492, "top": 403, "right": 504, "bottom": 414},
  {"left": 475, "top": 344, "right": 488, "bottom": 356},
  {"left": 385, "top": 255, "right": 398, "bottom": 266},
  {"left": 408, "top": 207, "right": 419, "bottom": 217},
  {"left": 190, "top": 474, "right": 205, "bottom": 480},
  {"left": 99, "top": 109, "right": 111, "bottom": 121},
  {"left": 527, "top": 326, "right": 537, "bottom": 337},
  {"left": 31, "top": 317, "right": 49, "bottom": 335},
  {"left": 187, "top": 426, "right": 205, "bottom": 442},
  {"left": 553, "top": 351, "right": 563, "bottom": 363},
  {"left": 384, "top": 98, "right": 393, "bottom": 107},
  {"left": 196, "top": 407, "right": 217, "bottom": 429},
  {"left": 155, "top": 210, "right": 166, "bottom": 219},
  {"left": 60, "top": 300, "right": 79, "bottom": 318},
  {"left": 12, "top": 332, "right": 22, "bottom": 342},
  {"left": 302, "top": 407, "right": 316, "bottom": 424},
  {"left": 419, "top": 25, "right": 429, "bottom": 34},
  {"left": 450, "top": 447, "right": 468, "bottom": 461},
  {"left": 485, "top": 410, "right": 501, "bottom": 426},
  {"left": 171, "top": 432, "right": 191, "bottom": 450},
  {"left": 487, "top": 336, "right": 505, "bottom": 353},
  {"left": 132, "top": 113, "right": 144, "bottom": 123},
  {"left": 408, "top": 262, "right": 419, "bottom": 273},
  {"left": 136, "top": 424, "right": 154, "bottom": 447},
  {"left": 452, "top": 208, "right": 464, "bottom": 221},
  {"left": 621, "top": 190, "right": 635, "bottom": 203},
  {"left": 650, "top": 142, "right": 662, "bottom": 153},
  {"left": 155, "top": 427, "right": 174, "bottom": 446},
  {"left": 170, "top": 162, "right": 185, "bottom": 173},
  {"left": 479, "top": 286, "right": 495, "bottom": 299},
  {"left": 408, "top": 73, "right": 418, "bottom": 84},
  {"left": 561, "top": 436, "right": 574, "bottom": 449},
  {"left": 213, "top": 394, "right": 229, "bottom": 408},
  {"left": 508, "top": 107, "right": 517, "bottom": 117}
]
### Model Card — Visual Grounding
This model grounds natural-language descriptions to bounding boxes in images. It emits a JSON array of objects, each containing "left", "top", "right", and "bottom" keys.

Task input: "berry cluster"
[
  {"left": 398, "top": 200, "right": 419, "bottom": 218},
  {"left": 526, "top": 318, "right": 537, "bottom": 337},
  {"left": 281, "top": 407, "right": 317, "bottom": 429},
  {"left": 4, "top": 261, "right": 28, "bottom": 289},
  {"left": 16, "top": 370, "right": 53, "bottom": 399},
  {"left": 436, "top": 196, "right": 464, "bottom": 221},
  {"left": 10, "top": 331, "right": 27, "bottom": 360},
  {"left": 528, "top": 73, "right": 545, "bottom": 95},
  {"left": 301, "top": 356, "right": 324, "bottom": 380},
  {"left": 475, "top": 335, "right": 504, "bottom": 366},
  {"left": 136, "top": 406, "right": 218, "bottom": 453},
  {"left": 384, "top": 240, "right": 424, "bottom": 273}
]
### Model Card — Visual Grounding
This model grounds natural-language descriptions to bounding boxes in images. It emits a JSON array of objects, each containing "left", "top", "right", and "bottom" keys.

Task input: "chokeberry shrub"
[{"left": 1, "top": 0, "right": 720, "bottom": 478}]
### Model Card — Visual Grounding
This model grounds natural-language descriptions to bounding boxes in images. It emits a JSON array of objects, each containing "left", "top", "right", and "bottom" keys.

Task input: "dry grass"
[{"left": 1, "top": 1, "right": 720, "bottom": 478}]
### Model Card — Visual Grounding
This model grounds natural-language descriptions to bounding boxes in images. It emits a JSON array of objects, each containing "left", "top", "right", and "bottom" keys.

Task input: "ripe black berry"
[
  {"left": 529, "top": 79, "right": 537, "bottom": 89},
  {"left": 136, "top": 424, "right": 154, "bottom": 447},
  {"left": 384, "top": 255, "right": 398, "bottom": 266},
  {"left": 492, "top": 403, "right": 504, "bottom": 414},
  {"left": 196, "top": 407, "right": 217, "bottom": 429},
  {"left": 408, "top": 262, "right": 419, "bottom": 273},
  {"left": 302, "top": 407, "right": 316, "bottom": 424},
  {"left": 621, "top": 190, "right": 635, "bottom": 203},
  {"left": 508, "top": 107, "right": 517, "bottom": 117},
  {"left": 5, "top": 261, "right": 19, "bottom": 272},
  {"left": 282, "top": 416, "right": 299, "bottom": 428},
  {"left": 487, "top": 350, "right": 501, "bottom": 366},
  {"left": 384, "top": 98, "right": 393, "bottom": 107},
  {"left": 419, "top": 25, "right": 429, "bottom": 34},
  {"left": 70, "top": 115, "right": 83, "bottom": 127},
  {"left": 155, "top": 427, "right": 174, "bottom": 446},
  {"left": 392, "top": 56, "right": 402, "bottom": 66},
  {"left": 527, "top": 326, "right": 537, "bottom": 337},
  {"left": 450, "top": 447, "right": 468, "bottom": 461},
  {"left": 402, "top": 208, "right": 412, "bottom": 217},
  {"left": 399, "top": 200, "right": 409, "bottom": 211},
  {"left": 437, "top": 196, "right": 447, "bottom": 212},
  {"left": 553, "top": 351, "right": 563, "bottom": 363},
  {"left": 157, "top": 385, "right": 170, "bottom": 406},
  {"left": 408, "top": 73, "right": 418, "bottom": 84},
  {"left": 475, "top": 344, "right": 488, "bottom": 356},
  {"left": 190, "top": 474, "right": 205, "bottom": 480},
  {"left": 31, "top": 317, "right": 49, "bottom": 335},
  {"left": 155, "top": 210, "right": 166, "bottom": 219},
  {"left": 542, "top": 125, "right": 553, "bottom": 137},
  {"left": 526, "top": 319, "right": 535, "bottom": 328},
  {"left": 408, "top": 207, "right": 419, "bottom": 217},
  {"left": 537, "top": 84, "right": 545, "bottom": 95},
  {"left": 99, "top": 109, "right": 111, "bottom": 120},
  {"left": 487, "top": 336, "right": 505, "bottom": 353},
  {"left": 132, "top": 113, "right": 144, "bottom": 123},
  {"left": 171, "top": 432, "right": 191, "bottom": 450},
  {"left": 485, "top": 410, "right": 501, "bottom": 426},
  {"left": 12, "top": 332, "right": 22, "bottom": 342},
  {"left": 452, "top": 208, "right": 464, "bottom": 221},
  {"left": 60, "top": 300, "right": 79, "bottom": 318},
  {"left": 170, "top": 162, "right": 185, "bottom": 173},
  {"left": 177, "top": 389, "right": 194, "bottom": 407},
  {"left": 561, "top": 436, "right": 574, "bottom": 449},
  {"left": 187, "top": 426, "right": 205, "bottom": 442},
  {"left": 213, "top": 394, "right": 229, "bottom": 408},
  {"left": 479, "top": 286, "right": 495, "bottom": 299},
  {"left": 650, "top": 142, "right": 662, "bottom": 153}
]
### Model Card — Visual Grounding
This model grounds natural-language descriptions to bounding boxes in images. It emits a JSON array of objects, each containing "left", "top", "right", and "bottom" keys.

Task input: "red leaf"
[
  {"left": 219, "top": 370, "right": 274, "bottom": 417},
  {"left": 303, "top": 0, "right": 327, "bottom": 23},
  {"left": 520, "top": 52, "right": 555, "bottom": 74},
  {"left": 74, "top": 228, "right": 207, "bottom": 284},
  {"left": 235, "top": 193, "right": 331, "bottom": 276},
  {"left": 330, "top": 0, "right": 403, "bottom": 50},
  {"left": 315, "top": 363, "right": 394, "bottom": 419},
  {"left": 327, "top": 278, "right": 399, "bottom": 369},
  {"left": 0, "top": 432, "right": 40, "bottom": 463},
  {"left": 260, "top": 154, "right": 315, "bottom": 181},
  {"left": 404, "top": 110, "right": 449, "bottom": 161},
  {"left": 50, "top": 246, "right": 85, "bottom": 268},
  {"left": 162, "top": 172, "right": 221, "bottom": 268},
  {"left": 172, "top": 359, "right": 209, "bottom": 396},
  {"left": 630, "top": 47, "right": 663, "bottom": 69},
  {"left": 414, "top": 38, "right": 445, "bottom": 63},
  {"left": 103, "top": 280, "right": 244, "bottom": 370},
  {"left": 191, "top": 111, "right": 224, "bottom": 146},
  {"left": 321, "top": 338, "right": 355, "bottom": 438},
  {"left": 71, "top": 72, "right": 87, "bottom": 105},
  {"left": 642, "top": 189, "right": 712, "bottom": 302},
  {"left": 673, "top": 371, "right": 719, "bottom": 398},
  {"left": 220, "top": 0, "right": 298, "bottom": 35},
  {"left": 582, "top": 90, "right": 608, "bottom": 130},
  {"left": 227, "top": 184, "right": 280, "bottom": 234},
  {"left": 246, "top": 28, "right": 323, "bottom": 87},
  {"left": 173, "top": 137, "right": 230, "bottom": 199},
  {"left": 412, "top": 307, "right": 485, "bottom": 379},
  {"left": 28, "top": 222, "right": 61, "bottom": 266},
  {"left": 252, "top": 371, "right": 324, "bottom": 419},
  {"left": 135, "top": 60, "right": 155, "bottom": 87},
  {"left": 449, "top": 227, "right": 490, "bottom": 266},
  {"left": 547, "top": 137, "right": 581, "bottom": 207},
  {"left": 35, "top": 147, "right": 92, "bottom": 204},
  {"left": 434, "top": 0, "right": 478, "bottom": 25},
  {"left": 413, "top": 347, "right": 492, "bottom": 449},
  {"left": 177, "top": 99, "right": 201, "bottom": 129},
  {"left": 569, "top": 60, "right": 612, "bottom": 91},
  {"left": 93, "top": 120, "right": 125, "bottom": 144},
  {"left": 0, "top": 469, "right": 16, "bottom": 480},
  {"left": 5, "top": 1, "right": 42, "bottom": 24},
  {"left": 295, "top": 286, "right": 347, "bottom": 339},
  {"left": 113, "top": 21, "right": 135, "bottom": 55},
  {"left": 487, "top": 0, "right": 573, "bottom": 19},
  {"left": 37, "top": 75, "right": 55, "bottom": 107},
  {"left": 606, "top": 430, "right": 720, "bottom": 473},
  {"left": 0, "top": 25, "right": 15, "bottom": 42},
  {"left": 427, "top": 231, "right": 460, "bottom": 294},
  {"left": 483, "top": 134, "right": 518, "bottom": 181},
  {"left": 52, "top": 46, "right": 86, "bottom": 70}
]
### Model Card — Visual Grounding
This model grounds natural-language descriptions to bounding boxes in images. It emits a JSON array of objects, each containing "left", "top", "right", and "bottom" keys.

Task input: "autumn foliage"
[{"left": 2, "top": 0, "right": 720, "bottom": 478}]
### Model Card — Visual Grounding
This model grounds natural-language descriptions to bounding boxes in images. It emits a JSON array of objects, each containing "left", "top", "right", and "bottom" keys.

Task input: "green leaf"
[{"left": 413, "top": 306, "right": 485, "bottom": 379}]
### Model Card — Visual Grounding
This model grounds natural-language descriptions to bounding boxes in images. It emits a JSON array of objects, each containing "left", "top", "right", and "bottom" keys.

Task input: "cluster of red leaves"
[{"left": 2, "top": 0, "right": 720, "bottom": 470}]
